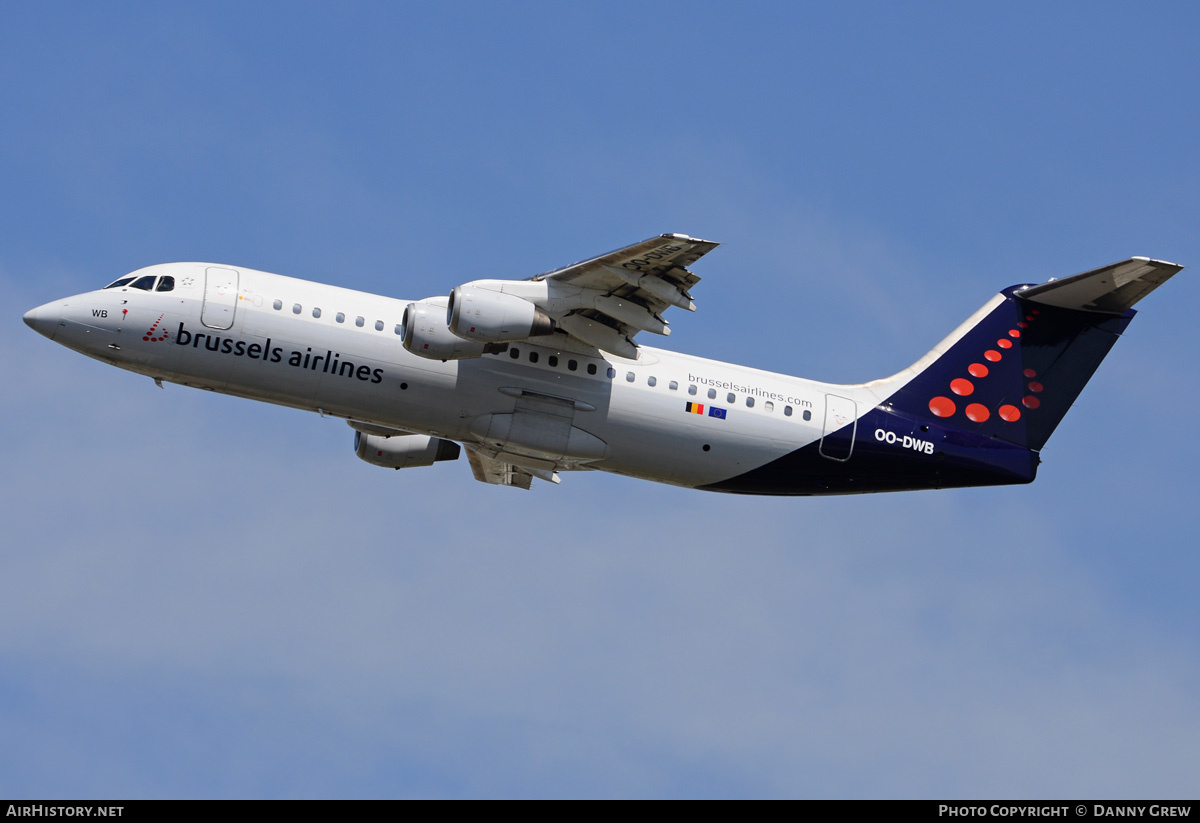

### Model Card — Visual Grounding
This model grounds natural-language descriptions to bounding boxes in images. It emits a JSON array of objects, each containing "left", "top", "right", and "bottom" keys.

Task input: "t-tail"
[
  {"left": 705, "top": 257, "right": 1182, "bottom": 495},
  {"left": 875, "top": 257, "right": 1183, "bottom": 482}
]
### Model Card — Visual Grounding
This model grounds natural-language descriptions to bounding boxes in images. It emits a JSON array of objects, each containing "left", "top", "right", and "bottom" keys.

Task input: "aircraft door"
[
  {"left": 202, "top": 267, "right": 239, "bottom": 330},
  {"left": 819, "top": 394, "right": 857, "bottom": 461}
]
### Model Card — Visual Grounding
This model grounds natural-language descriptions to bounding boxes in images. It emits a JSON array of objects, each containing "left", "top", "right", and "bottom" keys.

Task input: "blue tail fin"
[
  {"left": 884, "top": 257, "right": 1181, "bottom": 451},
  {"left": 701, "top": 258, "right": 1181, "bottom": 496}
]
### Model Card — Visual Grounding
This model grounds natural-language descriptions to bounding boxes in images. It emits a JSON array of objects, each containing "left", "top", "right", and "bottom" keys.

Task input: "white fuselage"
[
  {"left": 30, "top": 252, "right": 1178, "bottom": 494},
  {"left": 28, "top": 262, "right": 900, "bottom": 489}
]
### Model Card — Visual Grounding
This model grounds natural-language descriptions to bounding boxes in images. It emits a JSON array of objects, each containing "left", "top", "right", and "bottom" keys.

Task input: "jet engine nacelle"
[
  {"left": 354, "top": 431, "right": 461, "bottom": 470},
  {"left": 401, "top": 299, "right": 495, "bottom": 360},
  {"left": 448, "top": 286, "right": 554, "bottom": 342}
]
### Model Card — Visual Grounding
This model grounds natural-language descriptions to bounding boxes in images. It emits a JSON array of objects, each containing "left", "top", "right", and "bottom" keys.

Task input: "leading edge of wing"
[{"left": 532, "top": 233, "right": 719, "bottom": 286}]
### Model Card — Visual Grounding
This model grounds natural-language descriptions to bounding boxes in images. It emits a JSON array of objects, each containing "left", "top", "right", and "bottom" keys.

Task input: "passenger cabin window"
[
  {"left": 764, "top": 401, "right": 774, "bottom": 412},
  {"left": 784, "top": 406, "right": 793, "bottom": 417},
  {"left": 292, "top": 303, "right": 302, "bottom": 314},
  {"left": 587, "top": 363, "right": 597, "bottom": 375},
  {"left": 727, "top": 392, "right": 736, "bottom": 404},
  {"left": 510, "top": 347, "right": 520, "bottom": 359},
  {"left": 529, "top": 351, "right": 539, "bottom": 363},
  {"left": 607, "top": 367, "right": 616, "bottom": 379},
  {"left": 688, "top": 385, "right": 697, "bottom": 396},
  {"left": 130, "top": 275, "right": 156, "bottom": 291},
  {"left": 803, "top": 409, "right": 813, "bottom": 421},
  {"left": 568, "top": 359, "right": 578, "bottom": 371},
  {"left": 746, "top": 397, "right": 755, "bottom": 408},
  {"left": 647, "top": 376, "right": 657, "bottom": 387},
  {"left": 336, "top": 312, "right": 345, "bottom": 323},
  {"left": 707, "top": 389, "right": 717, "bottom": 400},
  {"left": 626, "top": 371, "right": 635, "bottom": 382},
  {"left": 394, "top": 324, "right": 402, "bottom": 335},
  {"left": 155, "top": 276, "right": 175, "bottom": 292},
  {"left": 375, "top": 320, "right": 384, "bottom": 331},
  {"left": 669, "top": 380, "right": 678, "bottom": 390},
  {"left": 273, "top": 300, "right": 282, "bottom": 310},
  {"left": 548, "top": 355, "right": 559, "bottom": 367},
  {"left": 355, "top": 316, "right": 364, "bottom": 327},
  {"left": 312, "top": 308, "right": 322, "bottom": 318}
]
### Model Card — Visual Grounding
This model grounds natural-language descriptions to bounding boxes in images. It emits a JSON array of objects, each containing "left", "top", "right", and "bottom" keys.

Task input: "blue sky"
[{"left": 3, "top": 1, "right": 1198, "bottom": 798}]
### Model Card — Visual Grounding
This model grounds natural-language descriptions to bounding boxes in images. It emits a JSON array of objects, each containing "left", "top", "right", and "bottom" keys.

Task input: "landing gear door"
[
  {"left": 202, "top": 267, "right": 239, "bottom": 330},
  {"left": 820, "top": 394, "right": 857, "bottom": 461}
]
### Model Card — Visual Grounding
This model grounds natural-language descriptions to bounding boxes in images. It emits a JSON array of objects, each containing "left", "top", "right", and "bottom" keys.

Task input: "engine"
[
  {"left": 401, "top": 299, "right": 497, "bottom": 360},
  {"left": 354, "top": 431, "right": 461, "bottom": 470},
  {"left": 447, "top": 286, "right": 554, "bottom": 342}
]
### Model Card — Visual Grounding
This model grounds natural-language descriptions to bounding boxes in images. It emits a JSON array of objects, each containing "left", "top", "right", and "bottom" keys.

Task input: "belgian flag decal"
[{"left": 685, "top": 402, "right": 727, "bottom": 419}]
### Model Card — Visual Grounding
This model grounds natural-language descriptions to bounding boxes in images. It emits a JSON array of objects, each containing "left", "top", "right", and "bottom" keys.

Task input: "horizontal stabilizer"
[{"left": 1018, "top": 257, "right": 1183, "bottom": 314}]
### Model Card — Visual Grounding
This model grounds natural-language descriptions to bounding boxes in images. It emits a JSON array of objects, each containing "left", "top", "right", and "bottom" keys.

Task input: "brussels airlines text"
[{"left": 174, "top": 323, "right": 383, "bottom": 383}]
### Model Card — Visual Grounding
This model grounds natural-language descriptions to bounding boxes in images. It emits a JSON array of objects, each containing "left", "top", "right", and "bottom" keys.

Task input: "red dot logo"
[
  {"left": 929, "top": 397, "right": 956, "bottom": 417},
  {"left": 950, "top": 378, "right": 974, "bottom": 396},
  {"left": 1023, "top": 369, "right": 1037, "bottom": 378},
  {"left": 997, "top": 339, "right": 1013, "bottom": 349},
  {"left": 998, "top": 405, "right": 1021, "bottom": 422},
  {"left": 1008, "top": 329, "right": 1021, "bottom": 338},
  {"left": 968, "top": 363, "right": 989, "bottom": 378},
  {"left": 984, "top": 350, "right": 1001, "bottom": 362},
  {"left": 965, "top": 403, "right": 990, "bottom": 423},
  {"left": 1023, "top": 396, "right": 1041, "bottom": 409},
  {"left": 141, "top": 314, "right": 168, "bottom": 343},
  {"left": 1029, "top": 381, "right": 1043, "bottom": 393}
]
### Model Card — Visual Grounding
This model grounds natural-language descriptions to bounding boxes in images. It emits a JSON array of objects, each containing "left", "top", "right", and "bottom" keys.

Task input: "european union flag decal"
[{"left": 708, "top": 406, "right": 727, "bottom": 419}]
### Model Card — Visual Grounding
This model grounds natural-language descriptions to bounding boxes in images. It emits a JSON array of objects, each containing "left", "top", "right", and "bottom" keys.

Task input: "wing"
[
  {"left": 1018, "top": 257, "right": 1183, "bottom": 314},
  {"left": 533, "top": 233, "right": 719, "bottom": 358},
  {"left": 440, "top": 233, "right": 717, "bottom": 360}
]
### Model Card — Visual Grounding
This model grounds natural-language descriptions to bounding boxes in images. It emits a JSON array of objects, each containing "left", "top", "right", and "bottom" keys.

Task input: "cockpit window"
[
  {"left": 155, "top": 276, "right": 175, "bottom": 292},
  {"left": 129, "top": 275, "right": 156, "bottom": 291},
  {"left": 104, "top": 277, "right": 135, "bottom": 289}
]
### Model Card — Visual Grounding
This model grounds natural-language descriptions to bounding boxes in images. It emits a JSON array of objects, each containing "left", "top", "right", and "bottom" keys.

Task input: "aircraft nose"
[{"left": 23, "top": 304, "right": 59, "bottom": 340}]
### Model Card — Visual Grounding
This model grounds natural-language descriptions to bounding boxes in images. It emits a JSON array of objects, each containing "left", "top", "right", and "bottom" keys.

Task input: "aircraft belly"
[
  {"left": 207, "top": 330, "right": 472, "bottom": 440},
  {"left": 469, "top": 411, "right": 607, "bottom": 463},
  {"left": 453, "top": 359, "right": 612, "bottom": 462},
  {"left": 595, "top": 387, "right": 807, "bottom": 487}
]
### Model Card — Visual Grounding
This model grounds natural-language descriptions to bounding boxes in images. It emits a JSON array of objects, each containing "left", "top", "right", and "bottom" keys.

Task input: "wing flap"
[
  {"left": 1019, "top": 257, "right": 1183, "bottom": 314},
  {"left": 466, "top": 447, "right": 534, "bottom": 489}
]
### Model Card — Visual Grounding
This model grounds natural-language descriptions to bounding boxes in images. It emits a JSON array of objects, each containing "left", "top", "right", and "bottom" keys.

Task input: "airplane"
[{"left": 23, "top": 234, "right": 1182, "bottom": 494}]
